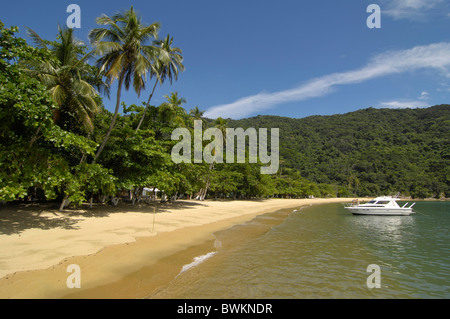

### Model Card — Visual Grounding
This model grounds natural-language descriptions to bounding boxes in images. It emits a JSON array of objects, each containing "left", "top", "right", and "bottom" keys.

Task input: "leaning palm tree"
[
  {"left": 89, "top": 6, "right": 160, "bottom": 161},
  {"left": 25, "top": 26, "right": 101, "bottom": 133},
  {"left": 135, "top": 34, "right": 185, "bottom": 132}
]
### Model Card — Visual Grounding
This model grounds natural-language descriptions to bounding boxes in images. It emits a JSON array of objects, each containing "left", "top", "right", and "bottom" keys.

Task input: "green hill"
[{"left": 229, "top": 105, "right": 450, "bottom": 198}]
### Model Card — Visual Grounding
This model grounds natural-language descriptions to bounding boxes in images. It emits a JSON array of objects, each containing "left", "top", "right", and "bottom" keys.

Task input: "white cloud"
[
  {"left": 419, "top": 91, "right": 430, "bottom": 100},
  {"left": 379, "top": 91, "right": 432, "bottom": 109},
  {"left": 379, "top": 100, "right": 431, "bottom": 109},
  {"left": 204, "top": 42, "right": 450, "bottom": 119},
  {"left": 390, "top": 0, "right": 441, "bottom": 10},
  {"left": 382, "top": 0, "right": 445, "bottom": 20}
]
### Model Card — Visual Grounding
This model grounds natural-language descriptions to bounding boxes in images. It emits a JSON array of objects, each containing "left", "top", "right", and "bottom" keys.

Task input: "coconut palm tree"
[
  {"left": 24, "top": 26, "right": 102, "bottom": 134},
  {"left": 89, "top": 6, "right": 160, "bottom": 161},
  {"left": 135, "top": 34, "right": 185, "bottom": 132},
  {"left": 164, "top": 91, "right": 186, "bottom": 109},
  {"left": 214, "top": 117, "right": 228, "bottom": 139},
  {"left": 155, "top": 35, "right": 185, "bottom": 86},
  {"left": 159, "top": 92, "right": 187, "bottom": 127},
  {"left": 189, "top": 106, "right": 205, "bottom": 120}
]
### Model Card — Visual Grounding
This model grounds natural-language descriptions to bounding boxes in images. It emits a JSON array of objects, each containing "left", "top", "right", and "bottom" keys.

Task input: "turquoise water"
[{"left": 151, "top": 201, "right": 450, "bottom": 299}]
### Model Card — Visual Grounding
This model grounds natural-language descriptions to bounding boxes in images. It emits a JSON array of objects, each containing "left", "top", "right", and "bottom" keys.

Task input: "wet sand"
[{"left": 0, "top": 198, "right": 352, "bottom": 299}]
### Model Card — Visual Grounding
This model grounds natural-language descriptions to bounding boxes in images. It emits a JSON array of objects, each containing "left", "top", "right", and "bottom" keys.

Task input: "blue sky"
[{"left": 2, "top": 0, "right": 450, "bottom": 119}]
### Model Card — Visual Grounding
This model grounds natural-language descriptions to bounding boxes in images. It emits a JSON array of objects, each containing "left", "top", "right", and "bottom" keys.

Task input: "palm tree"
[
  {"left": 89, "top": 6, "right": 160, "bottom": 161},
  {"left": 164, "top": 91, "right": 186, "bottom": 109},
  {"left": 25, "top": 26, "right": 101, "bottom": 133},
  {"left": 159, "top": 92, "right": 187, "bottom": 127},
  {"left": 213, "top": 117, "right": 228, "bottom": 140},
  {"left": 189, "top": 106, "right": 205, "bottom": 120},
  {"left": 135, "top": 34, "right": 185, "bottom": 132},
  {"left": 25, "top": 26, "right": 108, "bottom": 211}
]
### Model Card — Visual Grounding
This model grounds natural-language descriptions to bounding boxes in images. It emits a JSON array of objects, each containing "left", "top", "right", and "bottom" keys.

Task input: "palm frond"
[
  {"left": 25, "top": 27, "right": 49, "bottom": 49},
  {"left": 95, "top": 14, "right": 125, "bottom": 38},
  {"left": 93, "top": 41, "right": 123, "bottom": 55},
  {"left": 89, "top": 27, "right": 124, "bottom": 46},
  {"left": 105, "top": 52, "right": 125, "bottom": 81},
  {"left": 51, "top": 85, "right": 66, "bottom": 106},
  {"left": 138, "top": 22, "right": 161, "bottom": 41}
]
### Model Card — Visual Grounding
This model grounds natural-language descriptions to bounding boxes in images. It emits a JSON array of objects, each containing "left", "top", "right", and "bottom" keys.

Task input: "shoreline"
[{"left": 0, "top": 198, "right": 353, "bottom": 298}]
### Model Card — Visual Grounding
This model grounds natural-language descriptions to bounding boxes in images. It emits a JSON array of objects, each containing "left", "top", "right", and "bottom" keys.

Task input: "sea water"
[{"left": 150, "top": 201, "right": 450, "bottom": 299}]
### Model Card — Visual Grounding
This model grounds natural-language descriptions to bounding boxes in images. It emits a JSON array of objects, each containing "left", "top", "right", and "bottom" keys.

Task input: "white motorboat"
[{"left": 345, "top": 196, "right": 415, "bottom": 216}]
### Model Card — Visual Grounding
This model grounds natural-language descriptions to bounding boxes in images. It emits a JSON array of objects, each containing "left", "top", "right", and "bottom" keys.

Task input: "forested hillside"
[
  {"left": 229, "top": 105, "right": 450, "bottom": 198},
  {"left": 1, "top": 17, "right": 448, "bottom": 207}
]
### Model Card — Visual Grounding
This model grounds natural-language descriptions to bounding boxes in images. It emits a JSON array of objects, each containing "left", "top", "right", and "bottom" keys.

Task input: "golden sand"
[{"left": 0, "top": 198, "right": 352, "bottom": 299}]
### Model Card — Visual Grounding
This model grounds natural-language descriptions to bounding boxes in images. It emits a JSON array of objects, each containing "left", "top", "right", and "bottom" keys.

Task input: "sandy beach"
[{"left": 0, "top": 198, "right": 352, "bottom": 299}]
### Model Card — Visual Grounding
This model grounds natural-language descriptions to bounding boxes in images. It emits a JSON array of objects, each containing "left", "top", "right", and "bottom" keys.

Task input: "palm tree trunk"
[
  {"left": 200, "top": 162, "right": 215, "bottom": 200},
  {"left": 135, "top": 79, "right": 158, "bottom": 132},
  {"left": 93, "top": 74, "right": 125, "bottom": 163}
]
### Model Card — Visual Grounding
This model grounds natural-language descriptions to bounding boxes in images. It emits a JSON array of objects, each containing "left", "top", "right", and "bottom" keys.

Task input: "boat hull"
[{"left": 345, "top": 207, "right": 414, "bottom": 216}]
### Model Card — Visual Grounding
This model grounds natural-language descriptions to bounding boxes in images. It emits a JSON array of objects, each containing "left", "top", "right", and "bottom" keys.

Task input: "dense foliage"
[
  {"left": 0, "top": 21, "right": 117, "bottom": 207},
  {"left": 229, "top": 105, "right": 450, "bottom": 198},
  {"left": 1, "top": 13, "right": 448, "bottom": 210}
]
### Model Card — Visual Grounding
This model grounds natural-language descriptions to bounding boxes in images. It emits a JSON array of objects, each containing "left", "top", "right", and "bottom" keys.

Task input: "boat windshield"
[
  {"left": 367, "top": 200, "right": 376, "bottom": 204},
  {"left": 376, "top": 200, "right": 391, "bottom": 205}
]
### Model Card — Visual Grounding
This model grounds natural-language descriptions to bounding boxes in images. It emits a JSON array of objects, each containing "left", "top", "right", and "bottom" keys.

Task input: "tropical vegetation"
[
  {"left": 0, "top": 8, "right": 448, "bottom": 211},
  {"left": 230, "top": 105, "right": 450, "bottom": 199}
]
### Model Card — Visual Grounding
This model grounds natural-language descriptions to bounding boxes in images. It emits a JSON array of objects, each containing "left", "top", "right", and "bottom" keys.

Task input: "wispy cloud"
[
  {"left": 418, "top": 91, "right": 430, "bottom": 100},
  {"left": 204, "top": 42, "right": 450, "bottom": 119},
  {"left": 379, "top": 90, "right": 432, "bottom": 109},
  {"left": 379, "top": 100, "right": 430, "bottom": 109},
  {"left": 382, "top": 0, "right": 446, "bottom": 20}
]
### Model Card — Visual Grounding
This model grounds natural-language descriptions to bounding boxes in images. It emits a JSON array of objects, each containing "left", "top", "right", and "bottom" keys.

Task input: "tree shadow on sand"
[
  {"left": 0, "top": 199, "right": 233, "bottom": 235},
  {"left": 0, "top": 205, "right": 80, "bottom": 235}
]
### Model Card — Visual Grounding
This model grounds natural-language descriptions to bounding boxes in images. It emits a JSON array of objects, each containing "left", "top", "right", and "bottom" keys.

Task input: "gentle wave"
[{"left": 178, "top": 252, "right": 217, "bottom": 276}]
